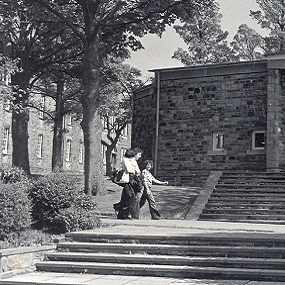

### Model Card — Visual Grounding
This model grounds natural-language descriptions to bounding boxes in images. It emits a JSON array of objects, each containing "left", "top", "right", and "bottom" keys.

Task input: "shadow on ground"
[{"left": 95, "top": 179, "right": 202, "bottom": 220}]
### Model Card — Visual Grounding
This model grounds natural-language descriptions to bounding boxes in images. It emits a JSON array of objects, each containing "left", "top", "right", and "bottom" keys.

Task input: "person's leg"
[
  {"left": 146, "top": 189, "right": 161, "bottom": 219},
  {"left": 116, "top": 184, "right": 134, "bottom": 219},
  {"left": 131, "top": 190, "right": 143, "bottom": 219},
  {"left": 139, "top": 187, "right": 147, "bottom": 208}
]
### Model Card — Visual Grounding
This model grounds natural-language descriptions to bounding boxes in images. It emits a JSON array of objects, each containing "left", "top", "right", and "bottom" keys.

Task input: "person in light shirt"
[
  {"left": 114, "top": 147, "right": 143, "bottom": 219},
  {"left": 140, "top": 159, "right": 168, "bottom": 220}
]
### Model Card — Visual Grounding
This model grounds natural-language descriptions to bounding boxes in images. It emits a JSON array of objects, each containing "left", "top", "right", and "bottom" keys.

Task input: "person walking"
[
  {"left": 113, "top": 147, "right": 143, "bottom": 219},
  {"left": 140, "top": 159, "right": 168, "bottom": 220}
]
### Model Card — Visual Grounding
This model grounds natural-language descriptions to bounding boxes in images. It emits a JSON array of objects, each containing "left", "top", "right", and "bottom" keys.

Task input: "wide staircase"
[
  {"left": 4, "top": 171, "right": 285, "bottom": 283},
  {"left": 199, "top": 171, "right": 285, "bottom": 224},
  {"left": 33, "top": 219, "right": 285, "bottom": 281}
]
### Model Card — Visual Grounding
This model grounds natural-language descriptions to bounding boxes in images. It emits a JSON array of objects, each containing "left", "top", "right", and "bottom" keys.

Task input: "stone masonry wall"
[
  {"left": 157, "top": 68, "right": 268, "bottom": 180},
  {"left": 132, "top": 62, "right": 270, "bottom": 184},
  {"left": 132, "top": 85, "right": 156, "bottom": 168},
  {"left": 267, "top": 69, "right": 285, "bottom": 171}
]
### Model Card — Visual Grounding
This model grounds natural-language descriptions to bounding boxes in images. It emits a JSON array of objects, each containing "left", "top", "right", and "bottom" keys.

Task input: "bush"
[
  {"left": 0, "top": 165, "right": 29, "bottom": 184},
  {"left": 29, "top": 173, "right": 99, "bottom": 233},
  {"left": 0, "top": 229, "right": 62, "bottom": 249},
  {"left": 0, "top": 182, "right": 32, "bottom": 239}
]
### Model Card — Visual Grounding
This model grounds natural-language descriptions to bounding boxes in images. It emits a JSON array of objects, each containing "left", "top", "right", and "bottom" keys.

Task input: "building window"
[
  {"left": 122, "top": 125, "right": 128, "bottom": 136},
  {"left": 111, "top": 153, "right": 117, "bottom": 171},
  {"left": 63, "top": 115, "right": 72, "bottom": 129},
  {"left": 39, "top": 96, "right": 45, "bottom": 119},
  {"left": 103, "top": 118, "right": 108, "bottom": 130},
  {"left": 37, "top": 134, "right": 43, "bottom": 158},
  {"left": 66, "top": 139, "right": 72, "bottom": 162},
  {"left": 252, "top": 131, "right": 265, "bottom": 150},
  {"left": 2, "top": 127, "right": 10, "bottom": 154},
  {"left": 102, "top": 145, "right": 107, "bottom": 165},
  {"left": 67, "top": 115, "right": 72, "bottom": 126},
  {"left": 79, "top": 140, "right": 84, "bottom": 164},
  {"left": 213, "top": 132, "right": 224, "bottom": 151}
]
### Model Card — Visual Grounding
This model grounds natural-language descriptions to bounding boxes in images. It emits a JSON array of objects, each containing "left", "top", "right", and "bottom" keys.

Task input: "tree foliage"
[
  {"left": 230, "top": 24, "right": 265, "bottom": 61},
  {"left": 172, "top": 1, "right": 235, "bottom": 65},
  {"left": 29, "top": 0, "right": 214, "bottom": 195},
  {"left": 250, "top": 0, "right": 285, "bottom": 52},
  {"left": 100, "top": 58, "right": 144, "bottom": 176}
]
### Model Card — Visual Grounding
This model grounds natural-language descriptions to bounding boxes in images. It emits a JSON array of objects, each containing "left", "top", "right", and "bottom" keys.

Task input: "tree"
[
  {"left": 250, "top": 0, "right": 285, "bottom": 52},
  {"left": 230, "top": 24, "right": 265, "bottom": 61},
  {"left": 172, "top": 1, "right": 236, "bottom": 65},
  {"left": 100, "top": 59, "right": 143, "bottom": 176},
  {"left": 29, "top": 70, "right": 83, "bottom": 171},
  {"left": 0, "top": 0, "right": 82, "bottom": 174},
  {"left": 31, "top": 0, "right": 214, "bottom": 195},
  {"left": 0, "top": 55, "right": 19, "bottom": 99}
]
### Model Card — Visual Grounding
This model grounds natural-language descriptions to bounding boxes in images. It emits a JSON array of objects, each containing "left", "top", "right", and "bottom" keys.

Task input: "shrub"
[
  {"left": 0, "top": 229, "right": 62, "bottom": 249},
  {"left": 29, "top": 173, "right": 99, "bottom": 233},
  {"left": 0, "top": 182, "right": 32, "bottom": 239},
  {"left": 0, "top": 165, "right": 29, "bottom": 184}
]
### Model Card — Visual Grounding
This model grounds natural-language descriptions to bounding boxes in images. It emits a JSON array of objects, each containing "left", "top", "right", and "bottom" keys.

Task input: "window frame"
[
  {"left": 212, "top": 132, "right": 225, "bottom": 151},
  {"left": 2, "top": 127, "right": 10, "bottom": 155},
  {"left": 252, "top": 130, "right": 265, "bottom": 150},
  {"left": 65, "top": 139, "right": 72, "bottom": 162},
  {"left": 79, "top": 140, "right": 84, "bottom": 164},
  {"left": 37, "top": 134, "right": 43, "bottom": 158}
]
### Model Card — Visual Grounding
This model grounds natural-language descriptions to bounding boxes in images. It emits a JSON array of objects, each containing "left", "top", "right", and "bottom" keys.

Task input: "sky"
[{"left": 125, "top": 0, "right": 266, "bottom": 78}]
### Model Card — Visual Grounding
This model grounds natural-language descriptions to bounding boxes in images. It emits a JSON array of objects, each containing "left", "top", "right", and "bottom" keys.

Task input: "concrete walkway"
[
  {"left": 1, "top": 219, "right": 285, "bottom": 285},
  {"left": 2, "top": 271, "right": 284, "bottom": 285}
]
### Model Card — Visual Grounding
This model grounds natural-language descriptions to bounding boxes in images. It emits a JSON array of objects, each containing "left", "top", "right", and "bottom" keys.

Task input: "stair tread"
[
  {"left": 37, "top": 260, "right": 285, "bottom": 272},
  {"left": 47, "top": 252, "right": 285, "bottom": 263},
  {"left": 57, "top": 242, "right": 285, "bottom": 252}
]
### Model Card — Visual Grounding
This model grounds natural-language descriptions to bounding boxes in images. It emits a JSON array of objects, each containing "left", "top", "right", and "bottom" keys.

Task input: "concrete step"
[
  {"left": 210, "top": 193, "right": 285, "bottom": 198},
  {"left": 221, "top": 172, "right": 285, "bottom": 177},
  {"left": 208, "top": 197, "right": 285, "bottom": 203},
  {"left": 35, "top": 260, "right": 285, "bottom": 281},
  {"left": 56, "top": 241, "right": 285, "bottom": 258},
  {"left": 65, "top": 231, "right": 285, "bottom": 247},
  {"left": 199, "top": 214, "right": 285, "bottom": 223},
  {"left": 218, "top": 179, "right": 285, "bottom": 184},
  {"left": 46, "top": 252, "right": 285, "bottom": 269},
  {"left": 203, "top": 205, "right": 285, "bottom": 213},
  {"left": 215, "top": 184, "right": 285, "bottom": 189},
  {"left": 205, "top": 203, "right": 285, "bottom": 209}
]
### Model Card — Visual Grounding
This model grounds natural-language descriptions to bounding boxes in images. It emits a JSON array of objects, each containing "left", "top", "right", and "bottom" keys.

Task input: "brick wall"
[
  {"left": 132, "top": 85, "right": 157, "bottom": 168},
  {"left": 1, "top": 96, "right": 131, "bottom": 174},
  {"left": 133, "top": 61, "right": 269, "bottom": 183}
]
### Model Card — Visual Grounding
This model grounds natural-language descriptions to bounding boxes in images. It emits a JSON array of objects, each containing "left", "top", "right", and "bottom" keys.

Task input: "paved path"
[{"left": 2, "top": 271, "right": 284, "bottom": 285}]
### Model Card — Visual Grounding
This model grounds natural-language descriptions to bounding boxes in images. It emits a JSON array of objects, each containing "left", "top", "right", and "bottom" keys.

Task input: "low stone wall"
[{"left": 0, "top": 245, "right": 56, "bottom": 279}]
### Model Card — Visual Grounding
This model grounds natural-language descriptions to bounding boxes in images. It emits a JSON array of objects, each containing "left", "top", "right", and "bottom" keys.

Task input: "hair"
[
  {"left": 124, "top": 148, "right": 135, "bottom": 158},
  {"left": 143, "top": 159, "right": 154, "bottom": 169},
  {"left": 133, "top": 147, "right": 143, "bottom": 155}
]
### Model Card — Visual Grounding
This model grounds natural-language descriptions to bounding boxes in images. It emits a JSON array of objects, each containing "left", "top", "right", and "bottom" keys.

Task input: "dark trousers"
[
  {"left": 139, "top": 187, "right": 161, "bottom": 219},
  {"left": 114, "top": 183, "right": 135, "bottom": 219},
  {"left": 114, "top": 174, "right": 143, "bottom": 219}
]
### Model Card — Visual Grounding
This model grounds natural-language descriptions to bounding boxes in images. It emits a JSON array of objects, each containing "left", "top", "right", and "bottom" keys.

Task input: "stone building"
[
  {"left": 0, "top": 96, "right": 131, "bottom": 175},
  {"left": 132, "top": 52, "right": 285, "bottom": 184}
]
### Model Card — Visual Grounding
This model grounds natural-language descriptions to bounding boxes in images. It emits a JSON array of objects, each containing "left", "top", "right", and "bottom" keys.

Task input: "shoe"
[
  {"left": 151, "top": 216, "right": 161, "bottom": 220},
  {"left": 126, "top": 215, "right": 132, "bottom": 220}
]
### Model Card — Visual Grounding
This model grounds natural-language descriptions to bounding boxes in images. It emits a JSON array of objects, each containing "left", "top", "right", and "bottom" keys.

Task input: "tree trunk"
[
  {"left": 12, "top": 109, "right": 30, "bottom": 174},
  {"left": 52, "top": 79, "right": 65, "bottom": 171},
  {"left": 105, "top": 147, "right": 113, "bottom": 177},
  {"left": 11, "top": 72, "right": 31, "bottom": 175},
  {"left": 81, "top": 34, "right": 104, "bottom": 195}
]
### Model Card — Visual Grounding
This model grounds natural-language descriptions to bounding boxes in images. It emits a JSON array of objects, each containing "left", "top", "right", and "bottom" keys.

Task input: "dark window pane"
[{"left": 255, "top": 133, "right": 265, "bottom": 148}]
